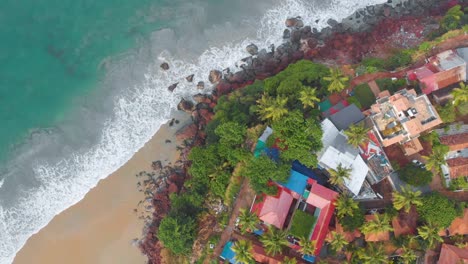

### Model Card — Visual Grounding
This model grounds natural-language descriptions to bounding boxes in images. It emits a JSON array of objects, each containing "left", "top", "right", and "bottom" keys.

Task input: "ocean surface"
[{"left": 0, "top": 0, "right": 387, "bottom": 263}]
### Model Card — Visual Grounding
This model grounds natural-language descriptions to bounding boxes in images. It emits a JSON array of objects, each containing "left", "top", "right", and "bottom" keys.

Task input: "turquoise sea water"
[{"left": 0, "top": 0, "right": 168, "bottom": 161}]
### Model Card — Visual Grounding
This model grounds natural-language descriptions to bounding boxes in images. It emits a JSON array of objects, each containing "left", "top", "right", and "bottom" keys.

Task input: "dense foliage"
[
  {"left": 242, "top": 155, "right": 290, "bottom": 194},
  {"left": 399, "top": 164, "right": 433, "bottom": 186},
  {"left": 289, "top": 210, "right": 316, "bottom": 238},
  {"left": 417, "top": 192, "right": 458, "bottom": 228}
]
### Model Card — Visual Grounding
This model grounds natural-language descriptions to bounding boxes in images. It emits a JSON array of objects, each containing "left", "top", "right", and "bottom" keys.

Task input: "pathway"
[{"left": 206, "top": 178, "right": 256, "bottom": 263}]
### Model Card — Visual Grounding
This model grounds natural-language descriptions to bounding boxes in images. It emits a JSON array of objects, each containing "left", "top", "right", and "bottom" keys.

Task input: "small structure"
[
  {"left": 438, "top": 244, "right": 468, "bottom": 264},
  {"left": 436, "top": 124, "right": 468, "bottom": 181},
  {"left": 407, "top": 49, "right": 466, "bottom": 95},
  {"left": 369, "top": 89, "right": 442, "bottom": 155}
]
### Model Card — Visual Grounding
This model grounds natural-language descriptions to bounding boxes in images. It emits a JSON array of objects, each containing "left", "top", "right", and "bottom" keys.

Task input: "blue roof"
[
  {"left": 265, "top": 148, "right": 280, "bottom": 163},
  {"left": 303, "top": 254, "right": 316, "bottom": 263},
  {"left": 279, "top": 170, "right": 309, "bottom": 196},
  {"left": 292, "top": 160, "right": 327, "bottom": 185},
  {"left": 220, "top": 241, "right": 237, "bottom": 264}
]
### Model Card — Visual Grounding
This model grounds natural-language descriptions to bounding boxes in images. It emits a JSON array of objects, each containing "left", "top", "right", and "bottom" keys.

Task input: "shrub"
[
  {"left": 340, "top": 206, "right": 365, "bottom": 232},
  {"left": 361, "top": 57, "right": 386, "bottom": 70},
  {"left": 158, "top": 216, "right": 197, "bottom": 255},
  {"left": 436, "top": 103, "right": 456, "bottom": 123},
  {"left": 347, "top": 96, "right": 362, "bottom": 109},
  {"left": 385, "top": 50, "right": 413, "bottom": 70},
  {"left": 417, "top": 192, "right": 458, "bottom": 228},
  {"left": 289, "top": 210, "right": 316, "bottom": 238},
  {"left": 376, "top": 78, "right": 406, "bottom": 94},
  {"left": 399, "top": 164, "right": 433, "bottom": 186},
  {"left": 354, "top": 83, "right": 375, "bottom": 109}
]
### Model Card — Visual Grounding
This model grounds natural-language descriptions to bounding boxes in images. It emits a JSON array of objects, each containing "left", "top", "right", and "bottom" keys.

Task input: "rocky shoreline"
[{"left": 139, "top": 0, "right": 462, "bottom": 263}]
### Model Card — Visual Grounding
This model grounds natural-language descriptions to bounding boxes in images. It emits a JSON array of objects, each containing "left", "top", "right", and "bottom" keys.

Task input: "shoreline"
[{"left": 13, "top": 111, "right": 191, "bottom": 264}]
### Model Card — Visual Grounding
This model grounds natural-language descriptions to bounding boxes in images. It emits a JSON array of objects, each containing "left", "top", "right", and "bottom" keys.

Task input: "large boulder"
[
  {"left": 208, "top": 70, "right": 222, "bottom": 84},
  {"left": 177, "top": 98, "right": 194, "bottom": 113},
  {"left": 185, "top": 74, "right": 194, "bottom": 82},
  {"left": 285, "top": 17, "right": 304, "bottom": 28},
  {"left": 197, "top": 81, "right": 205, "bottom": 90},
  {"left": 160, "top": 62, "right": 169, "bottom": 70},
  {"left": 168, "top": 82, "right": 178, "bottom": 92},
  {"left": 246, "top": 44, "right": 259, "bottom": 55}
]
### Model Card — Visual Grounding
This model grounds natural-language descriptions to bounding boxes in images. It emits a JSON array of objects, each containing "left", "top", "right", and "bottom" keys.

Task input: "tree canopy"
[
  {"left": 242, "top": 155, "right": 290, "bottom": 194},
  {"left": 417, "top": 192, "right": 458, "bottom": 228},
  {"left": 399, "top": 164, "right": 433, "bottom": 186},
  {"left": 158, "top": 216, "right": 197, "bottom": 255}
]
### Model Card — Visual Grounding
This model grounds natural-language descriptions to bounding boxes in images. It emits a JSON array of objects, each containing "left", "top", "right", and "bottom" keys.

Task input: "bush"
[
  {"left": 436, "top": 103, "right": 457, "bottom": 123},
  {"left": 399, "top": 164, "right": 433, "bottom": 186},
  {"left": 417, "top": 192, "right": 458, "bottom": 228},
  {"left": 376, "top": 78, "right": 406, "bottom": 94},
  {"left": 347, "top": 96, "right": 362, "bottom": 109},
  {"left": 158, "top": 216, "right": 197, "bottom": 255},
  {"left": 449, "top": 177, "right": 468, "bottom": 191},
  {"left": 340, "top": 206, "right": 365, "bottom": 232},
  {"left": 354, "top": 83, "right": 375, "bottom": 109},
  {"left": 385, "top": 50, "right": 413, "bottom": 70},
  {"left": 361, "top": 57, "right": 386, "bottom": 70},
  {"left": 289, "top": 210, "right": 316, "bottom": 238}
]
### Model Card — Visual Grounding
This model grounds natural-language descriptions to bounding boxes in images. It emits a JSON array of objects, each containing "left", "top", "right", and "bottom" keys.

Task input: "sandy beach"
[{"left": 13, "top": 111, "right": 191, "bottom": 264}]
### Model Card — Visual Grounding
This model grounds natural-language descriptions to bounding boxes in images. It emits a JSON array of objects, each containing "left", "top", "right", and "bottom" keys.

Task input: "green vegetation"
[
  {"left": 346, "top": 96, "right": 362, "bottom": 109},
  {"left": 256, "top": 94, "right": 289, "bottom": 122},
  {"left": 232, "top": 240, "right": 255, "bottom": 263},
  {"left": 399, "top": 164, "right": 433, "bottom": 186},
  {"left": 440, "top": 5, "right": 464, "bottom": 32},
  {"left": 344, "top": 123, "right": 370, "bottom": 147},
  {"left": 417, "top": 222, "right": 443, "bottom": 249},
  {"left": 436, "top": 103, "right": 457, "bottom": 123},
  {"left": 289, "top": 210, "right": 316, "bottom": 238},
  {"left": 354, "top": 244, "right": 388, "bottom": 264},
  {"left": 335, "top": 194, "right": 365, "bottom": 232},
  {"left": 449, "top": 177, "right": 468, "bottom": 191},
  {"left": 452, "top": 82, "right": 468, "bottom": 107},
  {"left": 326, "top": 231, "right": 349, "bottom": 253},
  {"left": 354, "top": 83, "right": 375, "bottom": 109},
  {"left": 242, "top": 155, "right": 289, "bottom": 194},
  {"left": 238, "top": 208, "right": 259, "bottom": 234},
  {"left": 376, "top": 78, "right": 406, "bottom": 95},
  {"left": 385, "top": 49, "right": 413, "bottom": 70},
  {"left": 422, "top": 144, "right": 449, "bottom": 174},
  {"left": 392, "top": 186, "right": 423, "bottom": 213},
  {"left": 417, "top": 192, "right": 458, "bottom": 228},
  {"left": 361, "top": 57, "right": 386, "bottom": 72},
  {"left": 324, "top": 67, "right": 349, "bottom": 94},
  {"left": 158, "top": 216, "right": 197, "bottom": 255},
  {"left": 327, "top": 163, "right": 352, "bottom": 187},
  {"left": 298, "top": 238, "right": 317, "bottom": 256},
  {"left": 260, "top": 228, "right": 289, "bottom": 256},
  {"left": 360, "top": 213, "right": 393, "bottom": 236}
]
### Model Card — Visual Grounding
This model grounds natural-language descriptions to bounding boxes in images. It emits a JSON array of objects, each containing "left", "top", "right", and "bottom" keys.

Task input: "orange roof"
[
  {"left": 438, "top": 244, "right": 468, "bottom": 264},
  {"left": 391, "top": 210, "right": 418, "bottom": 237},
  {"left": 364, "top": 215, "right": 390, "bottom": 242},
  {"left": 251, "top": 186, "right": 294, "bottom": 229},
  {"left": 447, "top": 157, "right": 468, "bottom": 179},
  {"left": 448, "top": 209, "right": 468, "bottom": 236},
  {"left": 402, "top": 138, "right": 423, "bottom": 156},
  {"left": 335, "top": 218, "right": 362, "bottom": 242},
  {"left": 440, "top": 133, "right": 468, "bottom": 151},
  {"left": 252, "top": 243, "right": 283, "bottom": 264}
]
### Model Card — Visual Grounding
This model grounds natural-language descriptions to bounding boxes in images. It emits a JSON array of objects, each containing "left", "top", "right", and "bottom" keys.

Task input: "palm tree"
[
  {"left": 451, "top": 82, "right": 468, "bottom": 106},
  {"left": 298, "top": 237, "right": 317, "bottom": 256},
  {"left": 282, "top": 256, "right": 297, "bottom": 264},
  {"left": 417, "top": 222, "right": 443, "bottom": 249},
  {"left": 422, "top": 144, "right": 448, "bottom": 173},
  {"left": 334, "top": 194, "right": 359, "bottom": 219},
  {"left": 327, "top": 163, "right": 352, "bottom": 187},
  {"left": 400, "top": 246, "right": 417, "bottom": 264},
  {"left": 326, "top": 231, "right": 349, "bottom": 252},
  {"left": 441, "top": 5, "right": 464, "bottom": 31},
  {"left": 357, "top": 244, "right": 388, "bottom": 264},
  {"left": 238, "top": 208, "right": 259, "bottom": 234},
  {"left": 256, "top": 94, "right": 288, "bottom": 122},
  {"left": 360, "top": 213, "right": 394, "bottom": 236},
  {"left": 392, "top": 186, "right": 423, "bottom": 213},
  {"left": 260, "top": 227, "right": 288, "bottom": 256},
  {"left": 232, "top": 239, "right": 254, "bottom": 264},
  {"left": 323, "top": 67, "right": 349, "bottom": 94},
  {"left": 299, "top": 87, "right": 320, "bottom": 109},
  {"left": 344, "top": 124, "right": 370, "bottom": 147}
]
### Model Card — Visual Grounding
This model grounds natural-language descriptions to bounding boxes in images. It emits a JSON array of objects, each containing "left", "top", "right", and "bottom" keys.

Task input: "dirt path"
[{"left": 206, "top": 178, "right": 256, "bottom": 263}]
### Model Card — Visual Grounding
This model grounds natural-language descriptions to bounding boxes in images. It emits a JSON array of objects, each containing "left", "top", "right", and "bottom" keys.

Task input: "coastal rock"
[
  {"left": 168, "top": 82, "right": 178, "bottom": 92},
  {"left": 176, "top": 123, "right": 198, "bottom": 141},
  {"left": 327, "top": 18, "right": 339, "bottom": 27},
  {"left": 152, "top": 160, "right": 162, "bottom": 171},
  {"left": 177, "top": 98, "right": 195, "bottom": 113},
  {"left": 283, "top": 29, "right": 291, "bottom": 39},
  {"left": 285, "top": 17, "right": 303, "bottom": 28},
  {"left": 208, "top": 70, "right": 222, "bottom": 84},
  {"left": 185, "top": 74, "right": 194, "bottom": 82},
  {"left": 246, "top": 44, "right": 259, "bottom": 55},
  {"left": 193, "top": 93, "right": 212, "bottom": 104},
  {"left": 160, "top": 62, "right": 169, "bottom": 70},
  {"left": 197, "top": 81, "right": 205, "bottom": 90}
]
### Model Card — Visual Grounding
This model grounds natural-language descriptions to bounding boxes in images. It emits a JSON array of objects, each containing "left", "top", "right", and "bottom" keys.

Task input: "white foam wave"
[{"left": 0, "top": 0, "right": 387, "bottom": 263}]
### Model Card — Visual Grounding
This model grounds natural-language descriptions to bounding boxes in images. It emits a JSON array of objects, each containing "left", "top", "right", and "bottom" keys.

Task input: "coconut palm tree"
[
  {"left": 344, "top": 123, "right": 370, "bottom": 147},
  {"left": 451, "top": 82, "right": 468, "bottom": 106},
  {"left": 357, "top": 244, "right": 388, "bottom": 264},
  {"left": 298, "top": 237, "right": 317, "bottom": 256},
  {"left": 392, "top": 186, "right": 423, "bottom": 213},
  {"left": 360, "top": 213, "right": 394, "bottom": 236},
  {"left": 441, "top": 5, "right": 464, "bottom": 31},
  {"left": 400, "top": 246, "right": 417, "bottom": 264},
  {"left": 238, "top": 208, "right": 259, "bottom": 234},
  {"left": 232, "top": 239, "right": 254, "bottom": 264},
  {"left": 417, "top": 222, "right": 443, "bottom": 249},
  {"left": 326, "top": 231, "right": 349, "bottom": 252},
  {"left": 323, "top": 67, "right": 349, "bottom": 94},
  {"left": 327, "top": 163, "right": 352, "bottom": 187},
  {"left": 282, "top": 256, "right": 297, "bottom": 264},
  {"left": 299, "top": 87, "right": 320, "bottom": 109},
  {"left": 260, "top": 227, "right": 289, "bottom": 256},
  {"left": 334, "top": 194, "right": 359, "bottom": 219},
  {"left": 422, "top": 144, "right": 448, "bottom": 173},
  {"left": 256, "top": 94, "right": 288, "bottom": 122}
]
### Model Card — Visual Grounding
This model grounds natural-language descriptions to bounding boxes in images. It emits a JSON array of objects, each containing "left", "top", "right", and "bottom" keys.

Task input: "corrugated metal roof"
[{"left": 329, "top": 104, "right": 365, "bottom": 131}]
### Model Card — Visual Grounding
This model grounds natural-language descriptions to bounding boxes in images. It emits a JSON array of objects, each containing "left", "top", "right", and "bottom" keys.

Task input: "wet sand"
[{"left": 14, "top": 112, "right": 191, "bottom": 264}]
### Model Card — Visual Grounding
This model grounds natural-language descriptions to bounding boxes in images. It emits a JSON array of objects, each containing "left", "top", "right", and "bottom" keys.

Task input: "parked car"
[{"left": 412, "top": 159, "right": 426, "bottom": 169}]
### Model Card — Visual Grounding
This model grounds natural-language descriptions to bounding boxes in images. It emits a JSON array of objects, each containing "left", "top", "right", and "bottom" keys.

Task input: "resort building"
[
  {"left": 250, "top": 169, "right": 338, "bottom": 262},
  {"left": 318, "top": 118, "right": 375, "bottom": 196},
  {"left": 438, "top": 244, "right": 468, "bottom": 264},
  {"left": 436, "top": 124, "right": 468, "bottom": 183},
  {"left": 369, "top": 89, "right": 442, "bottom": 155},
  {"left": 407, "top": 49, "right": 466, "bottom": 95}
]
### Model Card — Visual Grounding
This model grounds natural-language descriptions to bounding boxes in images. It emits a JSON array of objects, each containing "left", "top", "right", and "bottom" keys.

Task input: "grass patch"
[
  {"left": 289, "top": 210, "right": 316, "bottom": 238},
  {"left": 354, "top": 83, "right": 375, "bottom": 109}
]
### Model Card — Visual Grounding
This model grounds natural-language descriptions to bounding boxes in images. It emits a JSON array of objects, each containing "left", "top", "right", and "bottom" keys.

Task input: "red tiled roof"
[
  {"left": 438, "top": 244, "right": 468, "bottom": 264},
  {"left": 252, "top": 243, "right": 283, "bottom": 264},
  {"left": 440, "top": 133, "right": 468, "bottom": 151},
  {"left": 391, "top": 210, "right": 418, "bottom": 238},
  {"left": 251, "top": 185, "right": 294, "bottom": 229},
  {"left": 447, "top": 157, "right": 468, "bottom": 179},
  {"left": 364, "top": 215, "right": 390, "bottom": 242},
  {"left": 448, "top": 209, "right": 468, "bottom": 236},
  {"left": 307, "top": 183, "right": 339, "bottom": 256}
]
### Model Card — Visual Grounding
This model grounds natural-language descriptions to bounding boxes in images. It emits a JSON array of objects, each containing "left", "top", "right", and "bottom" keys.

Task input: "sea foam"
[{"left": 0, "top": 0, "right": 386, "bottom": 263}]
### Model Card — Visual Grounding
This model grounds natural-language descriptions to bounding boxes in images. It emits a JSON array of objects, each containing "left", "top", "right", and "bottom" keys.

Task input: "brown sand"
[{"left": 13, "top": 112, "right": 191, "bottom": 264}]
